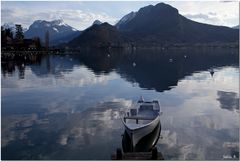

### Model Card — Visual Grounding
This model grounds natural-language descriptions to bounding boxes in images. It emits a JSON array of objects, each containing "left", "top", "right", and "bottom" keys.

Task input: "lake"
[{"left": 1, "top": 48, "right": 239, "bottom": 159}]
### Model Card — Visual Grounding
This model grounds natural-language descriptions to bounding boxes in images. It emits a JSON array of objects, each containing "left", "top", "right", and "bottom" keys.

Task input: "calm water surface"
[{"left": 1, "top": 48, "right": 239, "bottom": 159}]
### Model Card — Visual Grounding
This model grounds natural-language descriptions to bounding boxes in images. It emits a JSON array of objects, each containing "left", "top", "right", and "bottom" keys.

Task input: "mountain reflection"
[
  {"left": 2, "top": 48, "right": 238, "bottom": 92},
  {"left": 1, "top": 49, "right": 239, "bottom": 160},
  {"left": 80, "top": 48, "right": 238, "bottom": 92}
]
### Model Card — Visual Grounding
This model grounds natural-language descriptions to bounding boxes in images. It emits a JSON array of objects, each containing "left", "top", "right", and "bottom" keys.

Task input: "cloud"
[
  {"left": 1, "top": 8, "right": 14, "bottom": 16},
  {"left": 220, "top": 0, "right": 238, "bottom": 2},
  {"left": 2, "top": 1, "right": 238, "bottom": 29},
  {"left": 183, "top": 10, "right": 238, "bottom": 27},
  {"left": 2, "top": 114, "right": 38, "bottom": 147},
  {"left": 1, "top": 8, "right": 118, "bottom": 30},
  {"left": 169, "top": 1, "right": 238, "bottom": 27},
  {"left": 185, "top": 13, "right": 208, "bottom": 19},
  {"left": 35, "top": 9, "right": 118, "bottom": 30},
  {"left": 184, "top": 13, "right": 221, "bottom": 25},
  {"left": 3, "top": 68, "right": 117, "bottom": 89},
  {"left": 1, "top": 8, "right": 29, "bottom": 26},
  {"left": 208, "top": 12, "right": 217, "bottom": 16}
]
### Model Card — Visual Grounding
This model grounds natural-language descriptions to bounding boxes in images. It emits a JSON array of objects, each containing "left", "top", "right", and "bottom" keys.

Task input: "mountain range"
[
  {"left": 2, "top": 3, "right": 239, "bottom": 48},
  {"left": 68, "top": 22, "right": 125, "bottom": 48},
  {"left": 68, "top": 3, "right": 238, "bottom": 48},
  {"left": 24, "top": 19, "right": 81, "bottom": 45},
  {"left": 115, "top": 11, "right": 136, "bottom": 29},
  {"left": 92, "top": 20, "right": 102, "bottom": 25}
]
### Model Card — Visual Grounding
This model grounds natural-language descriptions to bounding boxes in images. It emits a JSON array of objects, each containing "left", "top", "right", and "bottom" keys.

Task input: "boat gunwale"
[
  {"left": 121, "top": 113, "right": 160, "bottom": 131},
  {"left": 121, "top": 100, "right": 161, "bottom": 131}
]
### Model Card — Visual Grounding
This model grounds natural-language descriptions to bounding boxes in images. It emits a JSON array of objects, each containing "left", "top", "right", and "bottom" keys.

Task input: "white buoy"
[
  {"left": 169, "top": 59, "right": 173, "bottom": 63},
  {"left": 133, "top": 62, "right": 136, "bottom": 67}
]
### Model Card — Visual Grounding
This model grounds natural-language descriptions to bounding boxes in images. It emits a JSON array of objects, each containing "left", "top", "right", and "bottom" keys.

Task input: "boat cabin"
[{"left": 123, "top": 100, "right": 160, "bottom": 125}]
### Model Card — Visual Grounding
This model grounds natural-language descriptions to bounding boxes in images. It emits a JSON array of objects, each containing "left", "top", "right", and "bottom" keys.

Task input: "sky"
[{"left": 1, "top": 1, "right": 239, "bottom": 30}]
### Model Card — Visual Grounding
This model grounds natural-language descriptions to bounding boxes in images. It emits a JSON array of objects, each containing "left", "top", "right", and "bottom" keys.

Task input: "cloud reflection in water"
[{"left": 1, "top": 51, "right": 239, "bottom": 159}]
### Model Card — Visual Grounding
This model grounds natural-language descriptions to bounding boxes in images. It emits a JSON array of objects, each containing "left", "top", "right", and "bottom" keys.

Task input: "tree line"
[{"left": 1, "top": 24, "right": 42, "bottom": 50}]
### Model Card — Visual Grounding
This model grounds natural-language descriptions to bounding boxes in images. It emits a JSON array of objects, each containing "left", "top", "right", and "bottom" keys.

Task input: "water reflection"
[
  {"left": 1, "top": 101, "right": 127, "bottom": 159},
  {"left": 2, "top": 48, "right": 238, "bottom": 92},
  {"left": 1, "top": 48, "right": 239, "bottom": 159},
  {"left": 76, "top": 48, "right": 238, "bottom": 92}
]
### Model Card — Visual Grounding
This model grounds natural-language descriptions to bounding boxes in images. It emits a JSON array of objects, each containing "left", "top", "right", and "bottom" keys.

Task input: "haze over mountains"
[{"left": 2, "top": 3, "right": 238, "bottom": 47}]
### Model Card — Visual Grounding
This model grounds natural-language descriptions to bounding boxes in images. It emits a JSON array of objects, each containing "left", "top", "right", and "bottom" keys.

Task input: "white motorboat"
[{"left": 121, "top": 97, "right": 161, "bottom": 151}]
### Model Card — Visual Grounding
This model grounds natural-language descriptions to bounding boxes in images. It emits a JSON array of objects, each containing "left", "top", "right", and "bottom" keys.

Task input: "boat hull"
[
  {"left": 122, "top": 115, "right": 160, "bottom": 151},
  {"left": 122, "top": 121, "right": 161, "bottom": 152}
]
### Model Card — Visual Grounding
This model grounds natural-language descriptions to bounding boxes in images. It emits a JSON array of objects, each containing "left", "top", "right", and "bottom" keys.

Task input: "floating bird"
[{"left": 210, "top": 69, "right": 214, "bottom": 77}]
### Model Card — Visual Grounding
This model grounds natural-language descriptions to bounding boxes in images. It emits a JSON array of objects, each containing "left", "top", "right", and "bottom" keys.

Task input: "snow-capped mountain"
[
  {"left": 2, "top": 22, "right": 27, "bottom": 35},
  {"left": 115, "top": 11, "right": 136, "bottom": 29},
  {"left": 2, "top": 22, "right": 16, "bottom": 31},
  {"left": 24, "top": 19, "right": 81, "bottom": 45},
  {"left": 92, "top": 20, "right": 102, "bottom": 25},
  {"left": 69, "top": 2, "right": 238, "bottom": 48}
]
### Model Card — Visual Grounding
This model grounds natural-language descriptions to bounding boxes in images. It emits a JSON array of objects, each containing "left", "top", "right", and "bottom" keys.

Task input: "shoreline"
[{"left": 1, "top": 43, "right": 239, "bottom": 55}]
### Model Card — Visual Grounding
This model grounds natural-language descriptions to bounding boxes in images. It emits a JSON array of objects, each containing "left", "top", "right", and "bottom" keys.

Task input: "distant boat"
[{"left": 121, "top": 97, "right": 161, "bottom": 151}]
